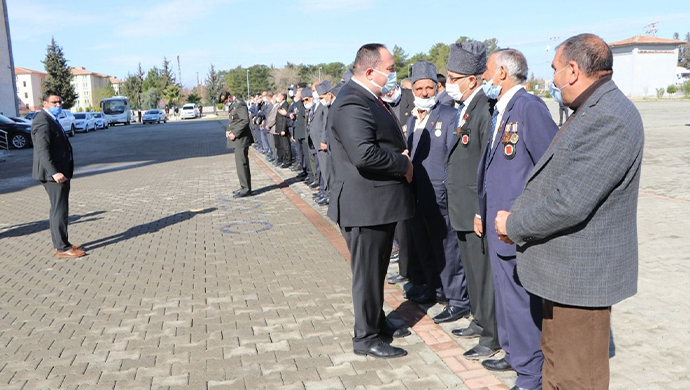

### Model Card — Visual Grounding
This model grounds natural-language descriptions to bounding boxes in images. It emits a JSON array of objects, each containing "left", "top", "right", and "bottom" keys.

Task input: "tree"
[
  {"left": 141, "top": 88, "right": 160, "bottom": 109},
  {"left": 163, "top": 83, "right": 182, "bottom": 107},
  {"left": 392, "top": 45, "right": 409, "bottom": 80},
  {"left": 247, "top": 65, "right": 274, "bottom": 95},
  {"left": 270, "top": 64, "right": 300, "bottom": 91},
  {"left": 224, "top": 66, "right": 247, "bottom": 97},
  {"left": 428, "top": 43, "right": 451, "bottom": 75},
  {"left": 142, "top": 66, "right": 162, "bottom": 95},
  {"left": 94, "top": 79, "right": 116, "bottom": 108},
  {"left": 204, "top": 64, "right": 224, "bottom": 110},
  {"left": 121, "top": 63, "right": 144, "bottom": 108},
  {"left": 186, "top": 87, "right": 202, "bottom": 104},
  {"left": 41, "top": 37, "right": 78, "bottom": 109},
  {"left": 483, "top": 38, "right": 499, "bottom": 57},
  {"left": 527, "top": 72, "right": 538, "bottom": 91},
  {"left": 160, "top": 57, "right": 177, "bottom": 92}
]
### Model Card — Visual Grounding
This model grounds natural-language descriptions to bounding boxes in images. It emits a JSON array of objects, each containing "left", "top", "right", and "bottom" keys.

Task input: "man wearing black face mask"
[{"left": 328, "top": 43, "right": 414, "bottom": 359}]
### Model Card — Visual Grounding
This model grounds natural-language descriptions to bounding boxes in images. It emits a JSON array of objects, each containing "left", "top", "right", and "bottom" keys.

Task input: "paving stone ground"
[{"left": 0, "top": 100, "right": 688, "bottom": 389}]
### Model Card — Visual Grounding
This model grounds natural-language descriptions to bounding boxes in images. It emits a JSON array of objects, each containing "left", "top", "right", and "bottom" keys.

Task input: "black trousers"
[
  {"left": 342, "top": 223, "right": 396, "bottom": 351},
  {"left": 456, "top": 231, "right": 500, "bottom": 349},
  {"left": 394, "top": 218, "right": 418, "bottom": 281},
  {"left": 42, "top": 180, "right": 71, "bottom": 251},
  {"left": 278, "top": 135, "right": 292, "bottom": 164},
  {"left": 234, "top": 146, "right": 251, "bottom": 193}
]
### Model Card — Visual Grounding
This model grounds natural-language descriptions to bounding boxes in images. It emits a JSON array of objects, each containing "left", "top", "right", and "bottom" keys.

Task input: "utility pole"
[
  {"left": 318, "top": 67, "right": 322, "bottom": 82},
  {"left": 177, "top": 55, "right": 181, "bottom": 86},
  {"left": 246, "top": 69, "right": 250, "bottom": 97}
]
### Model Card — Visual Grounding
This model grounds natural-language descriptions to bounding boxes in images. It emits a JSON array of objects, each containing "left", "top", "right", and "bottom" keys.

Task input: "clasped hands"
[
  {"left": 402, "top": 149, "right": 413, "bottom": 183},
  {"left": 226, "top": 131, "right": 236, "bottom": 141},
  {"left": 494, "top": 210, "right": 513, "bottom": 244}
]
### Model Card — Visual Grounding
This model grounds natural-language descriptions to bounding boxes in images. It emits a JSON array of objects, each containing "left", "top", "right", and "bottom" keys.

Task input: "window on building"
[
  {"left": 23, "top": 81, "right": 26, "bottom": 87},
  {"left": 24, "top": 92, "right": 28, "bottom": 98}
]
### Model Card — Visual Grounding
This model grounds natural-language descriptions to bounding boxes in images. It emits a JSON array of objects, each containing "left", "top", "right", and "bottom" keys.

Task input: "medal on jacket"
[
  {"left": 402, "top": 124, "right": 408, "bottom": 138},
  {"left": 434, "top": 122, "right": 443, "bottom": 137},
  {"left": 503, "top": 122, "right": 518, "bottom": 160},
  {"left": 461, "top": 128, "right": 471, "bottom": 146}
]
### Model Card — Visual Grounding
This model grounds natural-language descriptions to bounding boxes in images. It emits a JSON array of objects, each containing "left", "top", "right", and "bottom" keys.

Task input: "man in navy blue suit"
[
  {"left": 405, "top": 61, "right": 471, "bottom": 324},
  {"left": 476, "top": 49, "right": 559, "bottom": 390}
]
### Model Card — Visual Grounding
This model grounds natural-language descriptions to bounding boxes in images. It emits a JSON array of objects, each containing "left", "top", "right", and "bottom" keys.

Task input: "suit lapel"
[
  {"left": 487, "top": 90, "right": 522, "bottom": 167},
  {"left": 349, "top": 80, "right": 406, "bottom": 147}
]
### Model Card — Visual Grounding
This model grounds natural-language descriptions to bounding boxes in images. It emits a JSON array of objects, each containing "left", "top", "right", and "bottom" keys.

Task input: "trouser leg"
[
  {"left": 43, "top": 181, "right": 71, "bottom": 252},
  {"left": 235, "top": 146, "right": 251, "bottom": 192}
]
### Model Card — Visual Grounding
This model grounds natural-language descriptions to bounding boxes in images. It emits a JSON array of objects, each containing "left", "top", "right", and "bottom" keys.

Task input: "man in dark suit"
[
  {"left": 477, "top": 49, "right": 559, "bottom": 390},
  {"left": 311, "top": 80, "right": 332, "bottom": 204},
  {"left": 435, "top": 74, "right": 456, "bottom": 106},
  {"left": 404, "top": 61, "right": 470, "bottom": 324},
  {"left": 495, "top": 34, "right": 644, "bottom": 390},
  {"left": 225, "top": 93, "right": 254, "bottom": 198},
  {"left": 397, "top": 78, "right": 415, "bottom": 129},
  {"left": 328, "top": 43, "right": 414, "bottom": 359},
  {"left": 274, "top": 92, "right": 291, "bottom": 168},
  {"left": 31, "top": 90, "right": 85, "bottom": 259},
  {"left": 444, "top": 41, "right": 501, "bottom": 360}
]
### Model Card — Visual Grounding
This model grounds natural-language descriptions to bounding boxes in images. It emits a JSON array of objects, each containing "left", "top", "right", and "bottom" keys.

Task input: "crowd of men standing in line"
[{"left": 219, "top": 33, "right": 644, "bottom": 390}]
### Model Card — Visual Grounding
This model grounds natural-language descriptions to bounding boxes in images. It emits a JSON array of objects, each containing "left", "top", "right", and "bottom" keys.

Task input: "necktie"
[
  {"left": 378, "top": 97, "right": 395, "bottom": 118},
  {"left": 455, "top": 102, "right": 465, "bottom": 125},
  {"left": 485, "top": 108, "right": 499, "bottom": 172}
]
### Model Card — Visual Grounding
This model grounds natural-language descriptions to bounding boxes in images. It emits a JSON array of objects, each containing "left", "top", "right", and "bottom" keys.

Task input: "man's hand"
[
  {"left": 227, "top": 131, "right": 236, "bottom": 141},
  {"left": 320, "top": 142, "right": 327, "bottom": 151},
  {"left": 281, "top": 131, "right": 286, "bottom": 136},
  {"left": 289, "top": 113, "right": 296, "bottom": 120},
  {"left": 291, "top": 137, "right": 295, "bottom": 142},
  {"left": 495, "top": 211, "right": 513, "bottom": 244},
  {"left": 402, "top": 150, "right": 413, "bottom": 183},
  {"left": 474, "top": 216, "right": 483, "bottom": 237},
  {"left": 278, "top": 108, "right": 287, "bottom": 116},
  {"left": 52, "top": 172, "right": 68, "bottom": 184}
]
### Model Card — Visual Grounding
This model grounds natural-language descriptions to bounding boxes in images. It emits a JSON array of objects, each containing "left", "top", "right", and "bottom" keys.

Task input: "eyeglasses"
[
  {"left": 48, "top": 100, "right": 63, "bottom": 105},
  {"left": 446, "top": 74, "right": 469, "bottom": 83}
]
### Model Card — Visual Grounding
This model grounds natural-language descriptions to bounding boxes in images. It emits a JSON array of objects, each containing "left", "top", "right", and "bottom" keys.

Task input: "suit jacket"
[
  {"left": 436, "top": 90, "right": 455, "bottom": 107},
  {"left": 31, "top": 109, "right": 74, "bottom": 181},
  {"left": 506, "top": 80, "right": 644, "bottom": 307},
  {"left": 477, "top": 88, "right": 558, "bottom": 259},
  {"left": 446, "top": 90, "right": 494, "bottom": 231},
  {"left": 406, "top": 103, "right": 457, "bottom": 216},
  {"left": 275, "top": 101, "right": 289, "bottom": 136},
  {"left": 293, "top": 101, "right": 307, "bottom": 139},
  {"left": 266, "top": 102, "right": 279, "bottom": 134},
  {"left": 397, "top": 88, "right": 415, "bottom": 126},
  {"left": 327, "top": 80, "right": 414, "bottom": 227},
  {"left": 309, "top": 102, "right": 329, "bottom": 146},
  {"left": 227, "top": 98, "right": 253, "bottom": 149}
]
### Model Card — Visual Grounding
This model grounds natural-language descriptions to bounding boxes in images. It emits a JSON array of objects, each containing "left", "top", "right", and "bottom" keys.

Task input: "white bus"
[{"left": 101, "top": 96, "right": 132, "bottom": 125}]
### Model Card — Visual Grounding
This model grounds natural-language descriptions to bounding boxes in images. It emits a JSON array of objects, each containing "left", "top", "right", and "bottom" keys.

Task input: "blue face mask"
[
  {"left": 549, "top": 66, "right": 569, "bottom": 105},
  {"left": 49, "top": 106, "right": 62, "bottom": 117},
  {"left": 481, "top": 70, "right": 502, "bottom": 100},
  {"left": 371, "top": 69, "right": 398, "bottom": 95}
]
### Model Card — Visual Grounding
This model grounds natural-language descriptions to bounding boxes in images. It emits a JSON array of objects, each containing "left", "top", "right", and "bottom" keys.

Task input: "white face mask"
[
  {"left": 413, "top": 95, "right": 436, "bottom": 111},
  {"left": 304, "top": 101, "right": 314, "bottom": 110},
  {"left": 320, "top": 98, "right": 329, "bottom": 106},
  {"left": 445, "top": 78, "right": 469, "bottom": 101},
  {"left": 381, "top": 87, "right": 402, "bottom": 104},
  {"left": 312, "top": 91, "right": 319, "bottom": 100}
]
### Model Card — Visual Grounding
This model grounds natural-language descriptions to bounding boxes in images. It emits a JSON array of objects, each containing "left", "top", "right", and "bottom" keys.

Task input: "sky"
[{"left": 7, "top": 0, "right": 690, "bottom": 89}]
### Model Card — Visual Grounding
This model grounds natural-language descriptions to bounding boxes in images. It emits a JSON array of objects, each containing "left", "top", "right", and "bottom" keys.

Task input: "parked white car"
[
  {"left": 57, "top": 110, "right": 77, "bottom": 136},
  {"left": 180, "top": 104, "right": 199, "bottom": 119},
  {"left": 73, "top": 112, "right": 97, "bottom": 132},
  {"left": 92, "top": 112, "right": 109, "bottom": 129},
  {"left": 142, "top": 109, "right": 167, "bottom": 124}
]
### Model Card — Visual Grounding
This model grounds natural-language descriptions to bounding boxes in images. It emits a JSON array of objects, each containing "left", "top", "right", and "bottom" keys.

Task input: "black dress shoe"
[
  {"left": 280, "top": 163, "right": 289, "bottom": 168},
  {"left": 381, "top": 322, "right": 411, "bottom": 338},
  {"left": 451, "top": 326, "right": 481, "bottom": 339},
  {"left": 389, "top": 250, "right": 400, "bottom": 263},
  {"left": 387, "top": 274, "right": 408, "bottom": 285},
  {"left": 403, "top": 284, "right": 428, "bottom": 299},
  {"left": 432, "top": 305, "right": 470, "bottom": 324},
  {"left": 510, "top": 386, "right": 541, "bottom": 390},
  {"left": 233, "top": 191, "right": 252, "bottom": 198},
  {"left": 354, "top": 342, "right": 407, "bottom": 359},
  {"left": 317, "top": 197, "right": 329, "bottom": 206},
  {"left": 409, "top": 290, "right": 436, "bottom": 304},
  {"left": 308, "top": 181, "right": 319, "bottom": 189},
  {"left": 482, "top": 357, "right": 513, "bottom": 372},
  {"left": 463, "top": 345, "right": 500, "bottom": 360}
]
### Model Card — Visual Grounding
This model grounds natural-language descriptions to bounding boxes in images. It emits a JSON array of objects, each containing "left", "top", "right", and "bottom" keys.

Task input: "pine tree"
[
  {"left": 204, "top": 64, "right": 224, "bottom": 110},
  {"left": 42, "top": 37, "right": 78, "bottom": 109}
]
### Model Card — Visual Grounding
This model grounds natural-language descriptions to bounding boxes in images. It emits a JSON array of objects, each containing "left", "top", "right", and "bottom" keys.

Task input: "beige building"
[
  {"left": 70, "top": 67, "right": 112, "bottom": 109},
  {"left": 16, "top": 67, "right": 47, "bottom": 112},
  {"left": 110, "top": 76, "right": 123, "bottom": 95}
]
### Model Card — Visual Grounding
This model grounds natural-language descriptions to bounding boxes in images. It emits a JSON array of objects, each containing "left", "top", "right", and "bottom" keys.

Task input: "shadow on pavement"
[
  {"left": 251, "top": 176, "right": 302, "bottom": 195},
  {"left": 0, "top": 211, "right": 107, "bottom": 239},
  {"left": 81, "top": 208, "right": 217, "bottom": 251}
]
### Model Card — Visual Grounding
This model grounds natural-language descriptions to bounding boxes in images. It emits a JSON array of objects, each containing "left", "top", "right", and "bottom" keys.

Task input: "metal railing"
[{"left": 0, "top": 129, "right": 9, "bottom": 161}]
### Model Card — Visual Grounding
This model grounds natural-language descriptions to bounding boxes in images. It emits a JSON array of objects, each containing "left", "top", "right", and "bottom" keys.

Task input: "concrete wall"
[
  {"left": 613, "top": 44, "right": 680, "bottom": 97},
  {"left": 0, "top": 0, "right": 18, "bottom": 116}
]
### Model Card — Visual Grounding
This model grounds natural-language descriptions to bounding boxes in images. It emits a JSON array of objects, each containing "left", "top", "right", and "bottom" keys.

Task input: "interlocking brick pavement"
[{"left": 1, "top": 99, "right": 689, "bottom": 389}]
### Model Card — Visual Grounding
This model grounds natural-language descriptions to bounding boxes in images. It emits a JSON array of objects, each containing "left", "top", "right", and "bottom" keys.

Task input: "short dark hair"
[
  {"left": 557, "top": 34, "right": 613, "bottom": 77},
  {"left": 436, "top": 74, "right": 446, "bottom": 87},
  {"left": 353, "top": 43, "right": 386, "bottom": 75},
  {"left": 42, "top": 90, "right": 61, "bottom": 102}
]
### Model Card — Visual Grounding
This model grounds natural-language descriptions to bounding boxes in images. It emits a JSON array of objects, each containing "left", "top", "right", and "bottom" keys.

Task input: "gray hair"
[
  {"left": 556, "top": 34, "right": 613, "bottom": 77},
  {"left": 493, "top": 49, "right": 528, "bottom": 83}
]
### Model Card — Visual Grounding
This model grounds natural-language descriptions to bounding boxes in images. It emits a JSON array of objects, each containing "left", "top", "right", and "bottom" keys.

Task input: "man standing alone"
[
  {"left": 225, "top": 93, "right": 254, "bottom": 198},
  {"left": 31, "top": 90, "right": 85, "bottom": 258}
]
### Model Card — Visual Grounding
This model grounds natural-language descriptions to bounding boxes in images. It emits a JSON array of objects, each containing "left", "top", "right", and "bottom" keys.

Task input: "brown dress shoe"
[
  {"left": 53, "top": 244, "right": 83, "bottom": 254},
  {"left": 56, "top": 248, "right": 86, "bottom": 258}
]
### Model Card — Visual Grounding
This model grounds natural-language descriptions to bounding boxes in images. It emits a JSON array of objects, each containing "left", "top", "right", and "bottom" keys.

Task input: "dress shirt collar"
[
  {"left": 351, "top": 77, "right": 379, "bottom": 99},
  {"left": 495, "top": 84, "right": 524, "bottom": 115}
]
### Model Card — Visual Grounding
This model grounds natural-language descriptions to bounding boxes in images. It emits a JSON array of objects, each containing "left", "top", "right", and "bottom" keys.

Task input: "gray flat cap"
[
  {"left": 342, "top": 68, "right": 354, "bottom": 82},
  {"left": 300, "top": 88, "right": 312, "bottom": 99},
  {"left": 411, "top": 60, "right": 438, "bottom": 85},
  {"left": 315, "top": 80, "right": 332, "bottom": 96},
  {"left": 447, "top": 41, "right": 487, "bottom": 75}
]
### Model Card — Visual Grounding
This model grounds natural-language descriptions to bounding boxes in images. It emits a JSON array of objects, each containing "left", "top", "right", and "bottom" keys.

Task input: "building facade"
[
  {"left": 611, "top": 35, "right": 685, "bottom": 98},
  {"left": 16, "top": 67, "right": 47, "bottom": 112},
  {"left": 71, "top": 67, "right": 112, "bottom": 110},
  {"left": 0, "top": 0, "right": 18, "bottom": 116}
]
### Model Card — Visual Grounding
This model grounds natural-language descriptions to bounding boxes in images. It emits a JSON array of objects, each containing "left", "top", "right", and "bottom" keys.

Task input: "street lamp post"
[
  {"left": 318, "top": 67, "right": 322, "bottom": 82},
  {"left": 246, "top": 69, "right": 250, "bottom": 97}
]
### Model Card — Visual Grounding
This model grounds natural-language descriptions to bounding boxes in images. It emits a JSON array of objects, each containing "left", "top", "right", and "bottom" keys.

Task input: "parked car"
[
  {"left": 0, "top": 114, "right": 32, "bottom": 149},
  {"left": 142, "top": 109, "right": 167, "bottom": 124},
  {"left": 73, "top": 112, "right": 97, "bottom": 132},
  {"left": 180, "top": 104, "right": 198, "bottom": 119},
  {"left": 9, "top": 116, "right": 32, "bottom": 125},
  {"left": 57, "top": 110, "right": 77, "bottom": 136},
  {"left": 24, "top": 111, "right": 38, "bottom": 121},
  {"left": 92, "top": 112, "right": 109, "bottom": 129}
]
